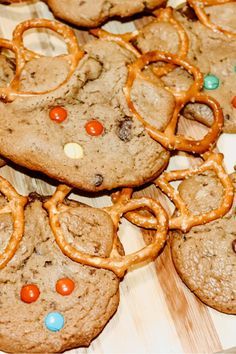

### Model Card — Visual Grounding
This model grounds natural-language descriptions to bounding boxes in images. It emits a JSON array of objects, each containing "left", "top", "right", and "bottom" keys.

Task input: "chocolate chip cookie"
[
  {"left": 171, "top": 172, "right": 236, "bottom": 314},
  {"left": 0, "top": 193, "right": 120, "bottom": 353},
  {"left": 0, "top": 32, "right": 174, "bottom": 191},
  {"left": 135, "top": 2, "right": 236, "bottom": 133},
  {"left": 46, "top": 0, "right": 166, "bottom": 27}
]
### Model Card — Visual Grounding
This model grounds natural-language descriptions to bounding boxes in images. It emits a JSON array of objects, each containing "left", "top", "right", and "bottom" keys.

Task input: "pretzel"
[
  {"left": 44, "top": 185, "right": 168, "bottom": 278},
  {"left": 0, "top": 18, "right": 84, "bottom": 102},
  {"left": 124, "top": 51, "right": 223, "bottom": 153},
  {"left": 0, "top": 176, "right": 27, "bottom": 269},
  {"left": 90, "top": 7, "right": 189, "bottom": 76},
  {"left": 188, "top": 0, "right": 236, "bottom": 38},
  {"left": 146, "top": 7, "right": 189, "bottom": 77},
  {"left": 112, "top": 153, "right": 234, "bottom": 233}
]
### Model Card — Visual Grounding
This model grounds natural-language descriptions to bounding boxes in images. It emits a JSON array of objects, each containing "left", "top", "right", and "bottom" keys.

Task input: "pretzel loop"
[
  {"left": 152, "top": 7, "right": 189, "bottom": 76},
  {"left": 90, "top": 28, "right": 140, "bottom": 57},
  {"left": 0, "top": 19, "right": 84, "bottom": 102},
  {"left": 124, "top": 51, "right": 223, "bottom": 153},
  {"left": 0, "top": 39, "right": 25, "bottom": 101},
  {"left": 0, "top": 176, "right": 27, "bottom": 268},
  {"left": 113, "top": 153, "right": 234, "bottom": 233},
  {"left": 188, "top": 0, "right": 236, "bottom": 37},
  {"left": 44, "top": 185, "right": 168, "bottom": 278}
]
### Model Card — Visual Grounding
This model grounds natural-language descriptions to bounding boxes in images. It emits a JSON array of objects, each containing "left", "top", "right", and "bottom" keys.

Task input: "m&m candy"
[
  {"left": 45, "top": 312, "right": 64, "bottom": 332},
  {"left": 20, "top": 284, "right": 40, "bottom": 303},
  {"left": 56, "top": 278, "right": 75, "bottom": 296},
  {"left": 85, "top": 120, "right": 104, "bottom": 136},
  {"left": 231, "top": 96, "right": 236, "bottom": 108},
  {"left": 49, "top": 106, "right": 68, "bottom": 123},
  {"left": 203, "top": 74, "right": 219, "bottom": 90},
  {"left": 64, "top": 142, "right": 83, "bottom": 159}
]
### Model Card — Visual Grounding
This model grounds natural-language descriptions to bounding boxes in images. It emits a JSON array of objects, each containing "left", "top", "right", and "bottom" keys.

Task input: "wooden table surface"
[{"left": 0, "top": 1, "right": 235, "bottom": 353}]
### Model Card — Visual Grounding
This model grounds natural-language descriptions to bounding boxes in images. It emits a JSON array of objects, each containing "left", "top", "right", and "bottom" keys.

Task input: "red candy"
[
  {"left": 49, "top": 106, "right": 68, "bottom": 123},
  {"left": 56, "top": 278, "right": 75, "bottom": 296},
  {"left": 231, "top": 96, "right": 236, "bottom": 109},
  {"left": 85, "top": 120, "right": 104, "bottom": 136},
  {"left": 21, "top": 284, "right": 40, "bottom": 303}
]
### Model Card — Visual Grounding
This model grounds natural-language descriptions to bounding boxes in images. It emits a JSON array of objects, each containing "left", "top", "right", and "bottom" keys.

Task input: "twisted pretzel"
[
  {"left": 90, "top": 7, "right": 189, "bottom": 76},
  {"left": 0, "top": 176, "right": 27, "bottom": 269},
  {"left": 188, "top": 0, "right": 236, "bottom": 37},
  {"left": 44, "top": 185, "right": 168, "bottom": 278},
  {"left": 0, "top": 18, "right": 84, "bottom": 102},
  {"left": 113, "top": 153, "right": 234, "bottom": 233},
  {"left": 124, "top": 51, "right": 223, "bottom": 153}
]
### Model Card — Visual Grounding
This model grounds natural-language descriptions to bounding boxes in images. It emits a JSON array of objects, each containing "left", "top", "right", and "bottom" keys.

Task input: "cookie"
[
  {"left": 179, "top": 2, "right": 236, "bottom": 134},
  {"left": 134, "top": 3, "right": 236, "bottom": 133},
  {"left": 46, "top": 0, "right": 166, "bottom": 27},
  {"left": 170, "top": 172, "right": 236, "bottom": 314},
  {"left": 0, "top": 20, "right": 173, "bottom": 191},
  {"left": 0, "top": 192, "right": 121, "bottom": 353}
]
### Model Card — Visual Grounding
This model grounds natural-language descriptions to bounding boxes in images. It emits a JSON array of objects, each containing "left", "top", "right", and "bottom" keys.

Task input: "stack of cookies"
[{"left": 0, "top": 0, "right": 235, "bottom": 352}]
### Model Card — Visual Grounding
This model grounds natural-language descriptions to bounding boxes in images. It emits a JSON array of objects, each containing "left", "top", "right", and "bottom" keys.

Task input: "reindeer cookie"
[
  {"left": 0, "top": 18, "right": 176, "bottom": 192},
  {"left": 170, "top": 172, "right": 236, "bottom": 314},
  {"left": 0, "top": 175, "right": 168, "bottom": 352}
]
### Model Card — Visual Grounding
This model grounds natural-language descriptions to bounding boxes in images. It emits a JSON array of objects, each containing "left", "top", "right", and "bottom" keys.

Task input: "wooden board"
[{"left": 0, "top": 2, "right": 235, "bottom": 353}]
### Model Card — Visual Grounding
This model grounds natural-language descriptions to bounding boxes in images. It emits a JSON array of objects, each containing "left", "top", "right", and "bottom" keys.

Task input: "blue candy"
[
  {"left": 203, "top": 74, "right": 220, "bottom": 90},
  {"left": 45, "top": 312, "right": 64, "bottom": 332}
]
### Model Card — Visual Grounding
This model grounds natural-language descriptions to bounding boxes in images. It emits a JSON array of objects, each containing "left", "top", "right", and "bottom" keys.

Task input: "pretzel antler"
[
  {"left": 188, "top": 0, "right": 236, "bottom": 37},
  {"left": 0, "top": 176, "right": 27, "bottom": 268},
  {"left": 44, "top": 185, "right": 168, "bottom": 278},
  {"left": 90, "top": 7, "right": 189, "bottom": 77},
  {"left": 113, "top": 153, "right": 234, "bottom": 233},
  {"left": 124, "top": 51, "right": 223, "bottom": 154},
  {"left": 0, "top": 18, "right": 84, "bottom": 102},
  {"left": 149, "top": 7, "right": 189, "bottom": 76}
]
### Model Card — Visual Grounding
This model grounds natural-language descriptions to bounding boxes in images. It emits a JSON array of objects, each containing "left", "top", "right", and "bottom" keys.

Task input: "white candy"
[{"left": 64, "top": 143, "right": 84, "bottom": 159}]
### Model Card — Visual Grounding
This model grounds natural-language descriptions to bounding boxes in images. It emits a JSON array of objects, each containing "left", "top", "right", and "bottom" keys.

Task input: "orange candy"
[
  {"left": 21, "top": 284, "right": 40, "bottom": 303},
  {"left": 49, "top": 106, "right": 68, "bottom": 123},
  {"left": 231, "top": 96, "right": 236, "bottom": 109},
  {"left": 85, "top": 120, "right": 104, "bottom": 136},
  {"left": 56, "top": 278, "right": 75, "bottom": 296}
]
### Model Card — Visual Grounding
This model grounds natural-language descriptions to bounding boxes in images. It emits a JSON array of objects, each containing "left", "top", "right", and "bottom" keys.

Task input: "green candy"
[{"left": 203, "top": 74, "right": 220, "bottom": 90}]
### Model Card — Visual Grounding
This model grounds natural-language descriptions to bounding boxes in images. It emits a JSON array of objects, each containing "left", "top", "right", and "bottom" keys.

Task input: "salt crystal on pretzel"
[
  {"left": 113, "top": 152, "right": 234, "bottom": 233},
  {"left": 44, "top": 185, "right": 168, "bottom": 278},
  {"left": 0, "top": 18, "right": 84, "bottom": 102},
  {"left": 188, "top": 0, "right": 236, "bottom": 38},
  {"left": 0, "top": 176, "right": 27, "bottom": 268},
  {"left": 124, "top": 50, "right": 223, "bottom": 154}
]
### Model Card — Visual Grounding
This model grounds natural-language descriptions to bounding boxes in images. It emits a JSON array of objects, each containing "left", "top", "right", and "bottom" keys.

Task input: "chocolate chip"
[
  {"left": 178, "top": 4, "right": 198, "bottom": 22},
  {"left": 225, "top": 114, "right": 231, "bottom": 121},
  {"left": 118, "top": 118, "right": 132, "bottom": 142},
  {"left": 94, "top": 174, "right": 103, "bottom": 187},
  {"left": 232, "top": 239, "right": 236, "bottom": 253}
]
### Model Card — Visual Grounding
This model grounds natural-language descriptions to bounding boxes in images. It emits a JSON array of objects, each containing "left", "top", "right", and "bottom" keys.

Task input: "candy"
[
  {"left": 203, "top": 74, "right": 219, "bottom": 90},
  {"left": 45, "top": 312, "right": 64, "bottom": 332},
  {"left": 85, "top": 120, "right": 104, "bottom": 136},
  {"left": 64, "top": 143, "right": 83, "bottom": 159},
  {"left": 231, "top": 96, "right": 236, "bottom": 108},
  {"left": 49, "top": 107, "right": 68, "bottom": 123},
  {"left": 56, "top": 278, "right": 75, "bottom": 296},
  {"left": 21, "top": 284, "right": 40, "bottom": 303}
]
